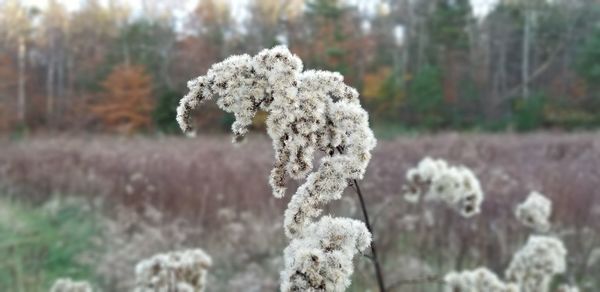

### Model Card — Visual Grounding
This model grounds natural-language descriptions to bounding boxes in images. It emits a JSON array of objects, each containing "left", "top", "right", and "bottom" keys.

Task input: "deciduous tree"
[{"left": 91, "top": 64, "right": 154, "bottom": 133}]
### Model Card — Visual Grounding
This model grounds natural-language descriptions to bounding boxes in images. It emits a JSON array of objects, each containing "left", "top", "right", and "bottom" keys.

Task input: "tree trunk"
[
  {"left": 442, "top": 50, "right": 459, "bottom": 103},
  {"left": 57, "top": 51, "right": 65, "bottom": 117},
  {"left": 522, "top": 10, "right": 532, "bottom": 99},
  {"left": 46, "top": 56, "right": 55, "bottom": 123},
  {"left": 17, "top": 36, "right": 26, "bottom": 125},
  {"left": 399, "top": 0, "right": 412, "bottom": 89}
]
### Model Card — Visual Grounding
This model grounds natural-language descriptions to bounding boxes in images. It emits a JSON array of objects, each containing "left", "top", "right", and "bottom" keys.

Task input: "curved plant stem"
[
  {"left": 335, "top": 146, "right": 385, "bottom": 291},
  {"left": 352, "top": 179, "right": 387, "bottom": 292}
]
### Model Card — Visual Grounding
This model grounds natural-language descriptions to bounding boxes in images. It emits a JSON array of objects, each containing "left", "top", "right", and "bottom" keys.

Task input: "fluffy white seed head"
[
  {"left": 556, "top": 284, "right": 580, "bottom": 292},
  {"left": 134, "top": 249, "right": 212, "bottom": 292},
  {"left": 177, "top": 46, "right": 376, "bottom": 233},
  {"left": 50, "top": 278, "right": 93, "bottom": 292},
  {"left": 280, "top": 216, "right": 371, "bottom": 292},
  {"left": 505, "top": 236, "right": 567, "bottom": 292},
  {"left": 444, "top": 267, "right": 519, "bottom": 292},
  {"left": 177, "top": 46, "right": 376, "bottom": 291},
  {"left": 402, "top": 157, "right": 484, "bottom": 217},
  {"left": 515, "top": 191, "right": 552, "bottom": 232}
]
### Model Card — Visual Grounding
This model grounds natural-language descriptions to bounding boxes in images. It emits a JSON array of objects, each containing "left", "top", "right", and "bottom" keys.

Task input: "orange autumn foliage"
[{"left": 91, "top": 64, "right": 154, "bottom": 133}]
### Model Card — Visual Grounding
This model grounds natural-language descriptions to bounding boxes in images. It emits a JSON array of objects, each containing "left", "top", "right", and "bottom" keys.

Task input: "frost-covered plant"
[
  {"left": 177, "top": 46, "right": 376, "bottom": 291},
  {"left": 516, "top": 191, "right": 552, "bottom": 232},
  {"left": 134, "top": 249, "right": 212, "bottom": 292},
  {"left": 50, "top": 278, "right": 93, "bottom": 292},
  {"left": 402, "top": 157, "right": 484, "bottom": 217},
  {"left": 505, "top": 235, "right": 567, "bottom": 292},
  {"left": 443, "top": 267, "right": 519, "bottom": 292}
]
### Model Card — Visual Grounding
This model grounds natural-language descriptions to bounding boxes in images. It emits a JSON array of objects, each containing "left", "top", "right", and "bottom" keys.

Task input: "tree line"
[{"left": 0, "top": 0, "right": 599, "bottom": 134}]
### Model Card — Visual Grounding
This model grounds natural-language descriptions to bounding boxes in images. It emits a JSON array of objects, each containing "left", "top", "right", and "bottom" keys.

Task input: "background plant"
[
  {"left": 0, "top": 0, "right": 599, "bottom": 133},
  {"left": 0, "top": 197, "right": 99, "bottom": 291},
  {"left": 2, "top": 133, "right": 598, "bottom": 291}
]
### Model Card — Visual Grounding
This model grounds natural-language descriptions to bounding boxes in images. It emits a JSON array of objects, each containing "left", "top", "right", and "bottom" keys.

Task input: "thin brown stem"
[
  {"left": 334, "top": 146, "right": 386, "bottom": 291},
  {"left": 353, "top": 178, "right": 387, "bottom": 292}
]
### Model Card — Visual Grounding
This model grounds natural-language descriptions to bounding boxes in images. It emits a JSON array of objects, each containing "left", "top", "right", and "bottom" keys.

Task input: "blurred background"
[{"left": 0, "top": 0, "right": 599, "bottom": 291}]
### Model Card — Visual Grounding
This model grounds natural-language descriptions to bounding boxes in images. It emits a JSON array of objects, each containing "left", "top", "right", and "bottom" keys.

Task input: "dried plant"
[
  {"left": 441, "top": 190, "right": 583, "bottom": 292},
  {"left": 177, "top": 46, "right": 378, "bottom": 291},
  {"left": 50, "top": 278, "right": 93, "bottom": 292},
  {"left": 0, "top": 134, "right": 597, "bottom": 290},
  {"left": 556, "top": 285, "right": 580, "bottom": 292},
  {"left": 516, "top": 191, "right": 552, "bottom": 232},
  {"left": 443, "top": 234, "right": 577, "bottom": 292},
  {"left": 402, "top": 157, "right": 484, "bottom": 217},
  {"left": 280, "top": 216, "right": 371, "bottom": 291},
  {"left": 134, "top": 249, "right": 212, "bottom": 292},
  {"left": 443, "top": 267, "right": 519, "bottom": 292},
  {"left": 505, "top": 235, "right": 567, "bottom": 292},
  {"left": 96, "top": 205, "right": 198, "bottom": 291}
]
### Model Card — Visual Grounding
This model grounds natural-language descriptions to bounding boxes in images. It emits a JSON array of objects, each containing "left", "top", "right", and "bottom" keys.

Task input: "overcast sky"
[{"left": 21, "top": 0, "right": 500, "bottom": 20}]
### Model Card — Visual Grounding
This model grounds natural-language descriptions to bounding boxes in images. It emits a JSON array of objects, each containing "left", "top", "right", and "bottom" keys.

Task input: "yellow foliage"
[
  {"left": 250, "top": 0, "right": 304, "bottom": 25},
  {"left": 362, "top": 67, "right": 393, "bottom": 100},
  {"left": 544, "top": 106, "right": 595, "bottom": 126},
  {"left": 91, "top": 64, "right": 154, "bottom": 133},
  {"left": 194, "top": 0, "right": 230, "bottom": 26}
]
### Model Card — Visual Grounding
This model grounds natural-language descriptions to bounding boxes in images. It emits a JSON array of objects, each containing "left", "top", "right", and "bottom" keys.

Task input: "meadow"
[
  {"left": 0, "top": 133, "right": 598, "bottom": 291},
  {"left": 2, "top": 0, "right": 600, "bottom": 290}
]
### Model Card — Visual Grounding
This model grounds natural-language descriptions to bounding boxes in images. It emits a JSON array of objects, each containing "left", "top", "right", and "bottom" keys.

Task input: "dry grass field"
[{"left": 0, "top": 133, "right": 598, "bottom": 291}]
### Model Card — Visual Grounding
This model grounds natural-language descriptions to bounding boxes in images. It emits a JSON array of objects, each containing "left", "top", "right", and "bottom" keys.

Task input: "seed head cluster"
[
  {"left": 515, "top": 191, "right": 552, "bottom": 232},
  {"left": 134, "top": 249, "right": 212, "bottom": 292},
  {"left": 402, "top": 157, "right": 484, "bottom": 217},
  {"left": 280, "top": 216, "right": 372, "bottom": 291},
  {"left": 177, "top": 46, "right": 375, "bottom": 291},
  {"left": 444, "top": 267, "right": 519, "bottom": 292},
  {"left": 556, "top": 285, "right": 580, "bottom": 292},
  {"left": 505, "top": 235, "right": 567, "bottom": 292},
  {"left": 442, "top": 191, "right": 580, "bottom": 292},
  {"left": 50, "top": 278, "right": 93, "bottom": 292}
]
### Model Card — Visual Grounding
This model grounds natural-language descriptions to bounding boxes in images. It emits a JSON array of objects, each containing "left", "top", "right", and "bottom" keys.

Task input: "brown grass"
[{"left": 0, "top": 132, "right": 599, "bottom": 290}]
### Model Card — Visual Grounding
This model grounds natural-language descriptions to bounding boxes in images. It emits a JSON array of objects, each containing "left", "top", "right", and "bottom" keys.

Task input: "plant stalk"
[
  {"left": 335, "top": 146, "right": 386, "bottom": 291},
  {"left": 352, "top": 179, "right": 386, "bottom": 292}
]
